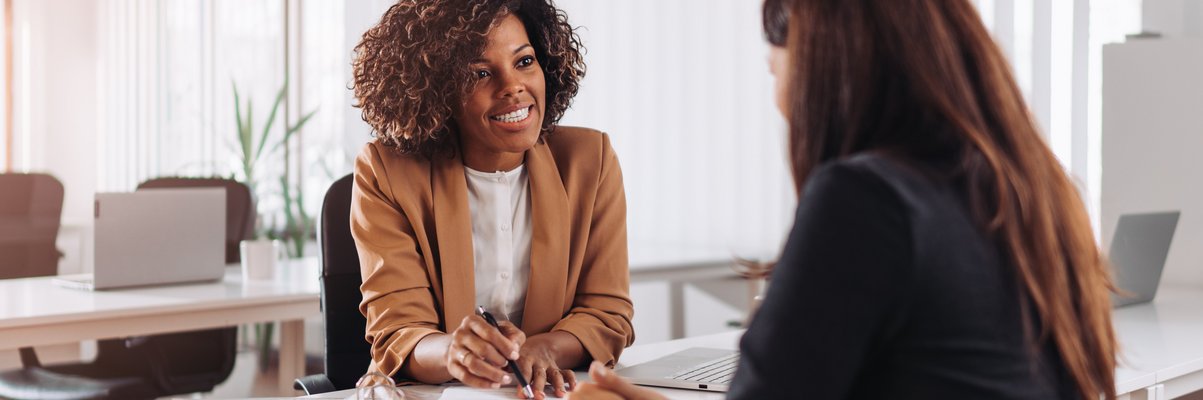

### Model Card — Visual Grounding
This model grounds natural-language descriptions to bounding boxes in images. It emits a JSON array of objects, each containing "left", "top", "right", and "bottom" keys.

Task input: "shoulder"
[
  {"left": 803, "top": 155, "right": 905, "bottom": 211},
  {"left": 354, "top": 140, "right": 435, "bottom": 199},
  {"left": 542, "top": 126, "right": 616, "bottom": 161},
  {"left": 804, "top": 153, "right": 944, "bottom": 217}
]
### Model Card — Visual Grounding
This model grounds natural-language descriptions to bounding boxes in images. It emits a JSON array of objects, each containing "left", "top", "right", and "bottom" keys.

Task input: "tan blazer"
[{"left": 351, "top": 127, "right": 635, "bottom": 379}]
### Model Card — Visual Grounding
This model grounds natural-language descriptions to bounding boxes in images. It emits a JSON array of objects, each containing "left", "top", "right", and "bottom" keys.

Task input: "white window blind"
[{"left": 96, "top": 0, "right": 347, "bottom": 228}]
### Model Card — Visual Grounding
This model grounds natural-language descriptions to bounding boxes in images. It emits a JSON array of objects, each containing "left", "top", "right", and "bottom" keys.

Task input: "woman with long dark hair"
[{"left": 570, "top": 0, "right": 1116, "bottom": 399}]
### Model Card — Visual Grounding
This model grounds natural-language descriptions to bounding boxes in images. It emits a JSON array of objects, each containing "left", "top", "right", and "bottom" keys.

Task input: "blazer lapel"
[
  {"left": 521, "top": 141, "right": 571, "bottom": 334},
  {"left": 431, "top": 153, "right": 475, "bottom": 331}
]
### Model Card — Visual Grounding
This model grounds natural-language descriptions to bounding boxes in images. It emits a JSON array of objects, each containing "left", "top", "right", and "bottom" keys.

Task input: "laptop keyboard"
[{"left": 668, "top": 353, "right": 740, "bottom": 384}]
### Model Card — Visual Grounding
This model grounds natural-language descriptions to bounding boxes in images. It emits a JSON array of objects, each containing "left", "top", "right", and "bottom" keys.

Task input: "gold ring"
[{"left": 459, "top": 351, "right": 469, "bottom": 364}]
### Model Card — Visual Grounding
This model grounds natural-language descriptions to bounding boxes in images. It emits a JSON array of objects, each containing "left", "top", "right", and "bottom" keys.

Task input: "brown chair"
[
  {"left": 0, "top": 173, "right": 64, "bottom": 279},
  {"left": 138, "top": 177, "right": 256, "bottom": 263},
  {"left": 0, "top": 177, "right": 252, "bottom": 399}
]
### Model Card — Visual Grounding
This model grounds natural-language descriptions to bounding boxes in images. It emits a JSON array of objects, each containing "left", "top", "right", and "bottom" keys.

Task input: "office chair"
[
  {"left": 293, "top": 173, "right": 372, "bottom": 394},
  {"left": 0, "top": 178, "right": 251, "bottom": 399},
  {"left": 0, "top": 173, "right": 64, "bottom": 279}
]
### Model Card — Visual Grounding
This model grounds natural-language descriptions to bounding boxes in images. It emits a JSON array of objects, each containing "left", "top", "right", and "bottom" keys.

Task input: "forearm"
[
  {"left": 530, "top": 331, "right": 588, "bottom": 369},
  {"left": 400, "top": 332, "right": 454, "bottom": 384}
]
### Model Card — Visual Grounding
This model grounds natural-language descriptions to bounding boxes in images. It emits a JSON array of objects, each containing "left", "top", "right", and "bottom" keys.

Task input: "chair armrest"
[{"left": 294, "top": 374, "right": 336, "bottom": 395}]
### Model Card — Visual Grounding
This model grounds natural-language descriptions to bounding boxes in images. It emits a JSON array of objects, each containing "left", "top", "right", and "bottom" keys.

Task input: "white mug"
[{"left": 240, "top": 239, "right": 285, "bottom": 281}]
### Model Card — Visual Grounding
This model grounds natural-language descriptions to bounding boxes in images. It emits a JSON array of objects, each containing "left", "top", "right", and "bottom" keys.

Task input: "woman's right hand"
[
  {"left": 446, "top": 315, "right": 525, "bottom": 388},
  {"left": 567, "top": 361, "right": 667, "bottom": 400}
]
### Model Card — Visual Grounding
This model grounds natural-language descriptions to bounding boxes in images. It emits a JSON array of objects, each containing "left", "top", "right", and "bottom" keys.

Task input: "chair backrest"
[
  {"left": 319, "top": 174, "right": 371, "bottom": 390},
  {"left": 137, "top": 177, "right": 255, "bottom": 264},
  {"left": 0, "top": 173, "right": 64, "bottom": 279}
]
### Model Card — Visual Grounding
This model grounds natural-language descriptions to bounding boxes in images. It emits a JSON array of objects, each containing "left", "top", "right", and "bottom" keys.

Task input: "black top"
[{"left": 727, "top": 154, "right": 1075, "bottom": 399}]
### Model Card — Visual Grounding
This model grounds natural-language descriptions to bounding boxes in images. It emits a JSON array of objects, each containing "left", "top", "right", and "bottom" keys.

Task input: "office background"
[
  {"left": 10, "top": 0, "right": 1203, "bottom": 343},
  {"left": 3, "top": 0, "right": 1203, "bottom": 397}
]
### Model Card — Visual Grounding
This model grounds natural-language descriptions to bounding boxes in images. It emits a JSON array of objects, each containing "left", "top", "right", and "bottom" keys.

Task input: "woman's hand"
[
  {"left": 514, "top": 334, "right": 580, "bottom": 399},
  {"left": 566, "top": 361, "right": 666, "bottom": 400},
  {"left": 446, "top": 315, "right": 525, "bottom": 389}
]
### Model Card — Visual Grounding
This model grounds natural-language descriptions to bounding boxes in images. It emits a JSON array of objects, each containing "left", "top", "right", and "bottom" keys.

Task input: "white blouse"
[{"left": 464, "top": 164, "right": 532, "bottom": 327}]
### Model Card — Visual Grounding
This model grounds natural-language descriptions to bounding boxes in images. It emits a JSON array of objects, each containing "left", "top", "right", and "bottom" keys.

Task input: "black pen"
[{"left": 476, "top": 306, "right": 534, "bottom": 398}]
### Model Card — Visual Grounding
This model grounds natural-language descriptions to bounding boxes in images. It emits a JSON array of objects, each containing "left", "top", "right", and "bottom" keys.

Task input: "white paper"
[{"left": 439, "top": 386, "right": 563, "bottom": 400}]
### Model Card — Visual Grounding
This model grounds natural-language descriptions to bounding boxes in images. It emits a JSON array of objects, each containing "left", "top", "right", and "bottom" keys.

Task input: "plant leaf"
[
  {"left": 270, "top": 108, "right": 319, "bottom": 155},
  {"left": 255, "top": 85, "right": 287, "bottom": 164},
  {"left": 233, "top": 83, "right": 250, "bottom": 166}
]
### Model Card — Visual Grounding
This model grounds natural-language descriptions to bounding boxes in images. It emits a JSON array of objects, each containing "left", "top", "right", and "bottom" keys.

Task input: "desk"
[
  {"left": 0, "top": 258, "right": 321, "bottom": 395},
  {"left": 304, "top": 288, "right": 1203, "bottom": 399},
  {"left": 1114, "top": 288, "right": 1203, "bottom": 400},
  {"left": 300, "top": 330, "right": 739, "bottom": 400}
]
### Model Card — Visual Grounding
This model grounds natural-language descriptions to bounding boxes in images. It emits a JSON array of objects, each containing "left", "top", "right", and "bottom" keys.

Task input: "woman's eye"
[
  {"left": 475, "top": 70, "right": 491, "bottom": 79},
  {"left": 517, "top": 56, "right": 535, "bottom": 67}
]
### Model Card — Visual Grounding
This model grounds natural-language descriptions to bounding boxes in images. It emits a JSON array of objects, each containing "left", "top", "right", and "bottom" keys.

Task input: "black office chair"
[
  {"left": 0, "top": 178, "right": 250, "bottom": 399},
  {"left": 293, "top": 173, "right": 372, "bottom": 394},
  {"left": 0, "top": 173, "right": 64, "bottom": 279}
]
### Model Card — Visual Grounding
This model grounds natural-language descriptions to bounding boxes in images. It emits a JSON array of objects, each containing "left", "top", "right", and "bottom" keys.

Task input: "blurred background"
[{"left": 5, "top": 0, "right": 1203, "bottom": 397}]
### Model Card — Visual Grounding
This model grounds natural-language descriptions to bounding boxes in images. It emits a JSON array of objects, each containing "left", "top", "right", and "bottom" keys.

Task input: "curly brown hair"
[{"left": 352, "top": 0, "right": 585, "bottom": 155}]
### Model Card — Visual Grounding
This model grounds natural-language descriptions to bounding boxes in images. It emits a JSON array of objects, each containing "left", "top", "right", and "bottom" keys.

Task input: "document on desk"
[{"left": 440, "top": 386, "right": 562, "bottom": 399}]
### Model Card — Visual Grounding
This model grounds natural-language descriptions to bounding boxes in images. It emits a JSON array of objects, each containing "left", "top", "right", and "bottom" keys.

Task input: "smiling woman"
[{"left": 349, "top": 1, "right": 634, "bottom": 399}]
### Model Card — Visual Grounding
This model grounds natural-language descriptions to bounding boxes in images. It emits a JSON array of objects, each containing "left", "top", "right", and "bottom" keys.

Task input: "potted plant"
[{"left": 231, "top": 80, "right": 317, "bottom": 372}]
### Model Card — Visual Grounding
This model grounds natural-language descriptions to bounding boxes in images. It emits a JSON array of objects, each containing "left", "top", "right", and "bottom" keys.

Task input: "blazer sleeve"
[
  {"left": 351, "top": 144, "right": 442, "bottom": 378},
  {"left": 551, "top": 134, "right": 636, "bottom": 367}
]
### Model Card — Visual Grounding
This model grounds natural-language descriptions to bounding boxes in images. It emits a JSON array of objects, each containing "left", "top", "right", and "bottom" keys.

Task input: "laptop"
[
  {"left": 1110, "top": 211, "right": 1180, "bottom": 308},
  {"left": 54, "top": 188, "right": 227, "bottom": 290},
  {"left": 616, "top": 348, "right": 739, "bottom": 392}
]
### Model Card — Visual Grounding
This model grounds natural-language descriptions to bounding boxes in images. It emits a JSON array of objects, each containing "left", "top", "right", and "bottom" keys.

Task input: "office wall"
[
  {"left": 11, "top": 0, "right": 100, "bottom": 274},
  {"left": 1101, "top": 38, "right": 1203, "bottom": 288}
]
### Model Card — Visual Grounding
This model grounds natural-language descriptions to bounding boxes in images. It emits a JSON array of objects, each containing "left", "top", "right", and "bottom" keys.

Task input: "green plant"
[
  {"left": 232, "top": 81, "right": 317, "bottom": 239},
  {"left": 231, "top": 81, "right": 317, "bottom": 372}
]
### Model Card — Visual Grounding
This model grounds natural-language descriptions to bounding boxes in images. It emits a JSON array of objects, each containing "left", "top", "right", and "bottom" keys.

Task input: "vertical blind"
[
  {"left": 90, "top": 0, "right": 1141, "bottom": 249},
  {"left": 96, "top": 0, "right": 346, "bottom": 223}
]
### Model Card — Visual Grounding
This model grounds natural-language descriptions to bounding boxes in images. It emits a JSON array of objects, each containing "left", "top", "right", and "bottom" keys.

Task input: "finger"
[
  {"left": 448, "top": 355, "right": 502, "bottom": 389},
  {"left": 452, "top": 321, "right": 510, "bottom": 368},
  {"left": 466, "top": 316, "right": 521, "bottom": 359},
  {"left": 587, "top": 361, "right": 657, "bottom": 399},
  {"left": 550, "top": 368, "right": 567, "bottom": 397},
  {"left": 564, "top": 369, "right": 578, "bottom": 391},
  {"left": 531, "top": 368, "right": 548, "bottom": 400},
  {"left": 497, "top": 321, "right": 527, "bottom": 347},
  {"left": 566, "top": 383, "right": 625, "bottom": 400},
  {"left": 516, "top": 358, "right": 536, "bottom": 399},
  {"left": 461, "top": 350, "right": 511, "bottom": 386}
]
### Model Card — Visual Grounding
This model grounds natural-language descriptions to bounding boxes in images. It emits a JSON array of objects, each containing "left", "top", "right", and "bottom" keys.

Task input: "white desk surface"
[
  {"left": 0, "top": 258, "right": 321, "bottom": 394},
  {"left": 302, "top": 288, "right": 1203, "bottom": 399},
  {"left": 300, "top": 330, "right": 739, "bottom": 400}
]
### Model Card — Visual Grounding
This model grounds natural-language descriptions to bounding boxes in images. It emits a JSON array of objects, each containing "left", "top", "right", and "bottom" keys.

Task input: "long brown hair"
[{"left": 765, "top": 0, "right": 1116, "bottom": 398}]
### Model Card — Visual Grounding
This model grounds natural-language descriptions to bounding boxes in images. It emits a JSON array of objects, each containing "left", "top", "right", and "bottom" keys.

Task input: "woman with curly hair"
[{"left": 349, "top": 0, "right": 633, "bottom": 398}]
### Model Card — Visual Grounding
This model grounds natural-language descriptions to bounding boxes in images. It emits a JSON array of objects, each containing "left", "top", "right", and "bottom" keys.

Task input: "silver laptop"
[
  {"left": 55, "top": 188, "right": 227, "bottom": 290},
  {"left": 617, "top": 348, "right": 738, "bottom": 392},
  {"left": 1110, "top": 211, "right": 1180, "bottom": 308}
]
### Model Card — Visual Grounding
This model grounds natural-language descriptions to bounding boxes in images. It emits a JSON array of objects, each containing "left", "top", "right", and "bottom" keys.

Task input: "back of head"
[{"left": 764, "top": 0, "right": 1116, "bottom": 398}]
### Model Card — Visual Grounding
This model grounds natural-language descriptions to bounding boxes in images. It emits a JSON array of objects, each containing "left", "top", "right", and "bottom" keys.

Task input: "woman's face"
[
  {"left": 453, "top": 14, "right": 546, "bottom": 169},
  {"left": 768, "top": 45, "right": 790, "bottom": 119}
]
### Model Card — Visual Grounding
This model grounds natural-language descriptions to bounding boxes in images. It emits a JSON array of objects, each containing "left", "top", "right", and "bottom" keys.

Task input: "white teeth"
[{"left": 490, "top": 106, "right": 530, "bottom": 123}]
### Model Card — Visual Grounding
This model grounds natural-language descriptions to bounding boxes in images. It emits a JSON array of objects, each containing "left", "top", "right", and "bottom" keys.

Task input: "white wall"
[
  {"left": 13, "top": 0, "right": 100, "bottom": 274},
  {"left": 1101, "top": 38, "right": 1203, "bottom": 287},
  {"left": 1142, "top": 0, "right": 1203, "bottom": 38}
]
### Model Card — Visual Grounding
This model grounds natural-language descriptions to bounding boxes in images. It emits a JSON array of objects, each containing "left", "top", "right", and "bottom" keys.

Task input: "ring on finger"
[{"left": 459, "top": 351, "right": 470, "bottom": 364}]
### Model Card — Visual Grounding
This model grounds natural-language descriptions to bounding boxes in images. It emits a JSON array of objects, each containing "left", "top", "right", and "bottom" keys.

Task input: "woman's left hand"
[{"left": 514, "top": 334, "right": 579, "bottom": 399}]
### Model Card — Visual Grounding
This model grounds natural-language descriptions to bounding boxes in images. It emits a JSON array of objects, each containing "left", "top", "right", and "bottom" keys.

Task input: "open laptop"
[
  {"left": 1109, "top": 211, "right": 1180, "bottom": 308},
  {"left": 616, "top": 348, "right": 739, "bottom": 392},
  {"left": 54, "top": 188, "right": 227, "bottom": 290}
]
